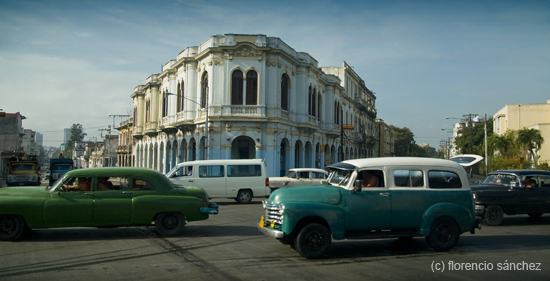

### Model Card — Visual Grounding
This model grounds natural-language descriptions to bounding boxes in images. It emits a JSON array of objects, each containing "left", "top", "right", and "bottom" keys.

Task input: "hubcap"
[
  {"left": 305, "top": 232, "right": 325, "bottom": 250},
  {"left": 164, "top": 216, "right": 177, "bottom": 229},
  {"left": 436, "top": 224, "right": 452, "bottom": 242},
  {"left": 0, "top": 218, "right": 15, "bottom": 233}
]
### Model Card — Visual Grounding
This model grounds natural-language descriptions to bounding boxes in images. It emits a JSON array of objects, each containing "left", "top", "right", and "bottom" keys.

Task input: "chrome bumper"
[
  {"left": 200, "top": 202, "right": 219, "bottom": 214},
  {"left": 475, "top": 205, "right": 485, "bottom": 216},
  {"left": 257, "top": 222, "right": 284, "bottom": 239}
]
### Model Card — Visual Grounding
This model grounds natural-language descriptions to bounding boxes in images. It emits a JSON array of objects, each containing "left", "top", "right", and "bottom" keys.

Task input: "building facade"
[
  {"left": 116, "top": 118, "right": 134, "bottom": 167},
  {"left": 131, "top": 34, "right": 377, "bottom": 177},
  {"left": 374, "top": 119, "right": 394, "bottom": 157},
  {"left": 493, "top": 99, "right": 550, "bottom": 165}
]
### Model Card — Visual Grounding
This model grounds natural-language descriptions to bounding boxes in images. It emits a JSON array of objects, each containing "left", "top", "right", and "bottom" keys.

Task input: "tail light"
[{"left": 266, "top": 178, "right": 269, "bottom": 187}]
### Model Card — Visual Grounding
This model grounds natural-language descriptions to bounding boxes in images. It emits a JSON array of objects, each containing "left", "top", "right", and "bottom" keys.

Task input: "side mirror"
[{"left": 353, "top": 180, "right": 362, "bottom": 192}]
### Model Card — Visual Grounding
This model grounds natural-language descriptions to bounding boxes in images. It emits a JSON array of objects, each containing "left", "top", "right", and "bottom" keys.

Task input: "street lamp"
[{"left": 165, "top": 92, "right": 209, "bottom": 160}]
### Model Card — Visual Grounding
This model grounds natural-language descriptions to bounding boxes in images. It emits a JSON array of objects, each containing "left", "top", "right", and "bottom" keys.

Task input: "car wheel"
[
  {"left": 425, "top": 217, "right": 460, "bottom": 252},
  {"left": 294, "top": 223, "right": 331, "bottom": 259},
  {"left": 236, "top": 189, "right": 252, "bottom": 204},
  {"left": 155, "top": 213, "right": 186, "bottom": 237},
  {"left": 528, "top": 212, "right": 543, "bottom": 219},
  {"left": 0, "top": 215, "right": 26, "bottom": 241},
  {"left": 483, "top": 205, "right": 504, "bottom": 226}
]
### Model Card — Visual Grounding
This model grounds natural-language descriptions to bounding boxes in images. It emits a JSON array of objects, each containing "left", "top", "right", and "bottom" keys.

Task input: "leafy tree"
[
  {"left": 488, "top": 128, "right": 544, "bottom": 170},
  {"left": 63, "top": 124, "right": 87, "bottom": 157},
  {"left": 453, "top": 118, "right": 493, "bottom": 156},
  {"left": 391, "top": 126, "right": 416, "bottom": 156}
]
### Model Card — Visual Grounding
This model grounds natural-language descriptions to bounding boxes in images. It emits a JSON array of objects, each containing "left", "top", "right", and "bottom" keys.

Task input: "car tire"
[
  {"left": 528, "top": 212, "right": 543, "bottom": 219},
  {"left": 425, "top": 217, "right": 460, "bottom": 252},
  {"left": 236, "top": 189, "right": 253, "bottom": 204},
  {"left": 0, "top": 215, "right": 26, "bottom": 241},
  {"left": 483, "top": 205, "right": 504, "bottom": 226},
  {"left": 155, "top": 213, "right": 186, "bottom": 237},
  {"left": 294, "top": 223, "right": 331, "bottom": 259}
]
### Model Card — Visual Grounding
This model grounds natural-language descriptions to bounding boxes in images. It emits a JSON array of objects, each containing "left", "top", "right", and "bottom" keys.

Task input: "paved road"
[{"left": 1, "top": 198, "right": 550, "bottom": 281}]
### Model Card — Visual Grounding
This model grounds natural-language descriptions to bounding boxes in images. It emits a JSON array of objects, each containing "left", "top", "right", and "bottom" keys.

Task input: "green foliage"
[
  {"left": 453, "top": 119, "right": 493, "bottom": 156},
  {"left": 63, "top": 124, "right": 87, "bottom": 156},
  {"left": 390, "top": 125, "right": 434, "bottom": 157},
  {"left": 488, "top": 128, "right": 544, "bottom": 170}
]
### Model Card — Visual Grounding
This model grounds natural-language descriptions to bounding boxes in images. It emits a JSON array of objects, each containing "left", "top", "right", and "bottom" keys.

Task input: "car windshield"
[
  {"left": 483, "top": 173, "right": 520, "bottom": 187},
  {"left": 47, "top": 176, "right": 67, "bottom": 191},
  {"left": 52, "top": 164, "right": 72, "bottom": 171},
  {"left": 328, "top": 169, "right": 353, "bottom": 186}
]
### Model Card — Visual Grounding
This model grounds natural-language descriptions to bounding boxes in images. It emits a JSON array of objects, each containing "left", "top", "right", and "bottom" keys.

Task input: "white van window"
[
  {"left": 227, "top": 165, "right": 262, "bottom": 177},
  {"left": 394, "top": 170, "right": 423, "bottom": 187},
  {"left": 199, "top": 165, "right": 224, "bottom": 178},
  {"left": 174, "top": 166, "right": 192, "bottom": 177}
]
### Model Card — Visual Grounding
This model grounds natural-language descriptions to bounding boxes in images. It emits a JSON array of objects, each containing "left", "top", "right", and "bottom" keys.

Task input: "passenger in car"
[
  {"left": 97, "top": 177, "right": 113, "bottom": 190},
  {"left": 524, "top": 177, "right": 534, "bottom": 188},
  {"left": 361, "top": 171, "right": 379, "bottom": 187}
]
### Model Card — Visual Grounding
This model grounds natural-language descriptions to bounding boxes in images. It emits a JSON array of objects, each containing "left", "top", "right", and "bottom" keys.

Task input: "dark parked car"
[{"left": 471, "top": 170, "right": 550, "bottom": 225}]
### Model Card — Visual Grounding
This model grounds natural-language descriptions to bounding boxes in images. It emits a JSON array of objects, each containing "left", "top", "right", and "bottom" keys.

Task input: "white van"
[{"left": 166, "top": 159, "right": 270, "bottom": 203}]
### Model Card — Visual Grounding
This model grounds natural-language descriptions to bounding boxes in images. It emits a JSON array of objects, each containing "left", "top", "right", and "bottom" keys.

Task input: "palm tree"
[{"left": 517, "top": 128, "right": 544, "bottom": 163}]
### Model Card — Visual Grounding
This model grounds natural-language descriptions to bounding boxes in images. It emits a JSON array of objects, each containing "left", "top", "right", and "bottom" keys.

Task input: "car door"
[
  {"left": 43, "top": 177, "right": 94, "bottom": 226},
  {"left": 389, "top": 169, "right": 426, "bottom": 229},
  {"left": 519, "top": 175, "right": 545, "bottom": 213},
  {"left": 93, "top": 176, "right": 133, "bottom": 225},
  {"left": 293, "top": 171, "right": 312, "bottom": 187},
  {"left": 540, "top": 175, "right": 550, "bottom": 212},
  {"left": 193, "top": 165, "right": 226, "bottom": 197},
  {"left": 345, "top": 170, "right": 391, "bottom": 231}
]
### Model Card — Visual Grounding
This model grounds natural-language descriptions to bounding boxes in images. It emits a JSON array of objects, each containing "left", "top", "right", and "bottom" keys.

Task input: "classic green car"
[{"left": 0, "top": 167, "right": 218, "bottom": 241}]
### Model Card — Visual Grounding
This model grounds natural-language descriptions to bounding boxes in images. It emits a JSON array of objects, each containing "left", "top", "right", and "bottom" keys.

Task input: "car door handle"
[
  {"left": 188, "top": 180, "right": 194, "bottom": 182},
  {"left": 379, "top": 192, "right": 389, "bottom": 197}
]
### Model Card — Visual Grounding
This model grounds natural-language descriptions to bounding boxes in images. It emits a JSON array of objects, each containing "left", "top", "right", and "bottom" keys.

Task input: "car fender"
[
  {"left": 473, "top": 189, "right": 518, "bottom": 213},
  {"left": 0, "top": 197, "right": 46, "bottom": 228},
  {"left": 419, "top": 203, "right": 476, "bottom": 236},
  {"left": 280, "top": 202, "right": 346, "bottom": 240}
]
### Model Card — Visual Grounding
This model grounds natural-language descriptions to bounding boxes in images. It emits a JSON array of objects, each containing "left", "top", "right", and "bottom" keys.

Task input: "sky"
[{"left": 1, "top": 0, "right": 549, "bottom": 148}]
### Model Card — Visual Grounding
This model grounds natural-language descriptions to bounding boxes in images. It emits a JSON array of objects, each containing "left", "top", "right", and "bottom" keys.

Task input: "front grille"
[{"left": 263, "top": 202, "right": 284, "bottom": 229}]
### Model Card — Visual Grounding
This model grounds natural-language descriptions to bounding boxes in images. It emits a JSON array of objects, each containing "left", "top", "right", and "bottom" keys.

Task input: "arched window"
[
  {"left": 281, "top": 74, "right": 289, "bottom": 111},
  {"left": 312, "top": 87, "right": 317, "bottom": 117},
  {"left": 201, "top": 72, "right": 208, "bottom": 108},
  {"left": 146, "top": 99, "right": 150, "bottom": 123},
  {"left": 246, "top": 70, "right": 258, "bottom": 105},
  {"left": 317, "top": 94, "right": 322, "bottom": 121},
  {"left": 177, "top": 80, "right": 185, "bottom": 112},
  {"left": 308, "top": 86, "right": 312, "bottom": 115},
  {"left": 162, "top": 91, "right": 168, "bottom": 118},
  {"left": 231, "top": 70, "right": 243, "bottom": 105}
]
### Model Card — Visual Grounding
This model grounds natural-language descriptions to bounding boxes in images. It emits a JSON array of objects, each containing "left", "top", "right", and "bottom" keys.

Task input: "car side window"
[
  {"left": 227, "top": 165, "right": 261, "bottom": 177},
  {"left": 174, "top": 166, "right": 192, "bottom": 177},
  {"left": 312, "top": 172, "right": 325, "bottom": 179},
  {"left": 540, "top": 176, "right": 550, "bottom": 188},
  {"left": 132, "top": 178, "right": 156, "bottom": 190},
  {"left": 199, "top": 165, "right": 224, "bottom": 178},
  {"left": 97, "top": 177, "right": 129, "bottom": 191},
  {"left": 357, "top": 170, "right": 384, "bottom": 187},
  {"left": 394, "top": 170, "right": 423, "bottom": 187},
  {"left": 428, "top": 171, "right": 462, "bottom": 189}
]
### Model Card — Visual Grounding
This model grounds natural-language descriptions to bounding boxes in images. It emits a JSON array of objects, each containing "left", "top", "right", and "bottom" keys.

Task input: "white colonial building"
[{"left": 131, "top": 34, "right": 377, "bottom": 177}]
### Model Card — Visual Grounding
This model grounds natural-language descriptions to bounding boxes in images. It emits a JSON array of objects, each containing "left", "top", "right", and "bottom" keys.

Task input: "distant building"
[
  {"left": 116, "top": 117, "right": 134, "bottom": 167},
  {"left": 64, "top": 128, "right": 71, "bottom": 145},
  {"left": 130, "top": 34, "right": 378, "bottom": 177},
  {"left": 374, "top": 119, "right": 394, "bottom": 157},
  {"left": 493, "top": 99, "right": 550, "bottom": 165},
  {"left": 21, "top": 129, "right": 37, "bottom": 155}
]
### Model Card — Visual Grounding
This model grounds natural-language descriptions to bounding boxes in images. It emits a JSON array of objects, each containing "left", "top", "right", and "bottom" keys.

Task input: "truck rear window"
[{"left": 428, "top": 171, "right": 462, "bottom": 188}]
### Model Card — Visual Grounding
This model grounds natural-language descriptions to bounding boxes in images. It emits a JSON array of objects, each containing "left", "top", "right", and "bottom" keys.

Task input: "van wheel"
[
  {"left": 0, "top": 215, "right": 26, "bottom": 241},
  {"left": 483, "top": 205, "right": 504, "bottom": 226},
  {"left": 294, "top": 223, "right": 331, "bottom": 259},
  {"left": 155, "top": 213, "right": 186, "bottom": 237},
  {"left": 425, "top": 217, "right": 460, "bottom": 252},
  {"left": 236, "top": 189, "right": 252, "bottom": 204}
]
